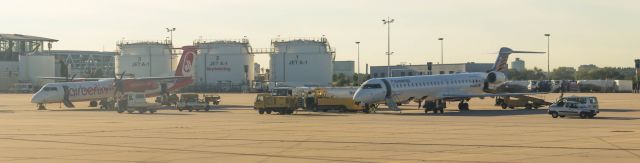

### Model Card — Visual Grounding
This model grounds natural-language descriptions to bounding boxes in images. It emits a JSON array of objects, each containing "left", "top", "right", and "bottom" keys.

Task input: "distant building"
[
  {"left": 0, "top": 34, "right": 57, "bottom": 90},
  {"left": 511, "top": 58, "right": 525, "bottom": 71},
  {"left": 0, "top": 33, "right": 58, "bottom": 61},
  {"left": 369, "top": 62, "right": 493, "bottom": 78},
  {"left": 333, "top": 61, "right": 355, "bottom": 78},
  {"left": 51, "top": 50, "right": 116, "bottom": 78}
]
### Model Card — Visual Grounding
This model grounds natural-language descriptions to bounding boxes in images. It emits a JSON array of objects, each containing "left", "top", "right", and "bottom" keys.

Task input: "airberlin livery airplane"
[
  {"left": 353, "top": 47, "right": 544, "bottom": 113},
  {"left": 30, "top": 46, "right": 197, "bottom": 110}
]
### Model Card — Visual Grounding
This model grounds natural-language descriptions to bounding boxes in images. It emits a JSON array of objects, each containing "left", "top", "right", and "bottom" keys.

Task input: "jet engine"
[{"left": 486, "top": 71, "right": 507, "bottom": 84}]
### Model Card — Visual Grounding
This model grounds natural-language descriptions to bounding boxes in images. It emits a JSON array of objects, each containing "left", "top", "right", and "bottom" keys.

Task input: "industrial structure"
[
  {"left": 51, "top": 50, "right": 116, "bottom": 78},
  {"left": 0, "top": 34, "right": 57, "bottom": 90},
  {"left": 193, "top": 39, "right": 255, "bottom": 91},
  {"left": 333, "top": 61, "right": 355, "bottom": 78},
  {"left": 269, "top": 37, "right": 335, "bottom": 87},
  {"left": 116, "top": 40, "right": 174, "bottom": 78},
  {"left": 511, "top": 58, "right": 525, "bottom": 71},
  {"left": 369, "top": 62, "right": 493, "bottom": 78}
]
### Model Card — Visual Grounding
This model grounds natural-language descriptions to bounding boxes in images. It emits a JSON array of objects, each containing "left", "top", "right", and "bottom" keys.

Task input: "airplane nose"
[{"left": 31, "top": 94, "right": 43, "bottom": 103}]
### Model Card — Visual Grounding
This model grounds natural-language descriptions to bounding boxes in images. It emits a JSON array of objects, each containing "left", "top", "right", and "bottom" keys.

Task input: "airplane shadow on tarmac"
[
  {"left": 599, "top": 108, "right": 639, "bottom": 112},
  {"left": 377, "top": 109, "right": 548, "bottom": 117}
]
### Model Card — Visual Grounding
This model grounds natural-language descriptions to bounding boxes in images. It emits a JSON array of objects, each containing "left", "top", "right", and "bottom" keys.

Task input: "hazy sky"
[{"left": 4, "top": 0, "right": 639, "bottom": 71}]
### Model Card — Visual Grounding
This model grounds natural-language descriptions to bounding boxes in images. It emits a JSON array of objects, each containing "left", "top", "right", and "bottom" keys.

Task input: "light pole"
[
  {"left": 545, "top": 33, "right": 550, "bottom": 80},
  {"left": 382, "top": 17, "right": 395, "bottom": 77},
  {"left": 166, "top": 27, "right": 176, "bottom": 45},
  {"left": 438, "top": 37, "right": 444, "bottom": 64},
  {"left": 166, "top": 27, "right": 176, "bottom": 72},
  {"left": 355, "top": 41, "right": 360, "bottom": 84}
]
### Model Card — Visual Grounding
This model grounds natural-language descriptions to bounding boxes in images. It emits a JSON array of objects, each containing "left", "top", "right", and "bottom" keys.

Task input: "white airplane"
[
  {"left": 30, "top": 46, "right": 197, "bottom": 110},
  {"left": 353, "top": 47, "right": 544, "bottom": 113}
]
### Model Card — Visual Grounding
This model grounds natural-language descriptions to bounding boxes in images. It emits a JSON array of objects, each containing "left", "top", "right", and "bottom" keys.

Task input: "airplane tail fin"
[
  {"left": 490, "top": 47, "right": 545, "bottom": 73},
  {"left": 175, "top": 46, "right": 196, "bottom": 77}
]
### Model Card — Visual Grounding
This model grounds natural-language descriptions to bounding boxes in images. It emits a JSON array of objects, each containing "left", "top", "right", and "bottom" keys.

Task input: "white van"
[{"left": 548, "top": 96, "right": 599, "bottom": 118}]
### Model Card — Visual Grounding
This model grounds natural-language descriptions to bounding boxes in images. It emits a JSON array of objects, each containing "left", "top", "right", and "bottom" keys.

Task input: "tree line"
[{"left": 509, "top": 64, "right": 637, "bottom": 81}]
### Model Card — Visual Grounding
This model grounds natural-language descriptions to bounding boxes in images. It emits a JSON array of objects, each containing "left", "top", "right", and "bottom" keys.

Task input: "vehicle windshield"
[
  {"left": 362, "top": 84, "right": 382, "bottom": 89},
  {"left": 565, "top": 97, "right": 588, "bottom": 104},
  {"left": 272, "top": 89, "right": 291, "bottom": 96}
]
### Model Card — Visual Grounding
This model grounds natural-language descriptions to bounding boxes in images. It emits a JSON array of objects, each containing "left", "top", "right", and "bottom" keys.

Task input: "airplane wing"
[
  {"left": 442, "top": 92, "right": 546, "bottom": 99},
  {"left": 123, "top": 76, "right": 191, "bottom": 81},
  {"left": 40, "top": 77, "right": 104, "bottom": 81}
]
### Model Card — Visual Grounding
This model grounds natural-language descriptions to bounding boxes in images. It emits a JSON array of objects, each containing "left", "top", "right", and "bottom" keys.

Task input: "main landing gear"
[
  {"left": 424, "top": 100, "right": 445, "bottom": 114},
  {"left": 458, "top": 100, "right": 470, "bottom": 111}
]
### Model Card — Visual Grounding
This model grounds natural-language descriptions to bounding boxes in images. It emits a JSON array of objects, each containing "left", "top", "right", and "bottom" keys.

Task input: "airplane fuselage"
[{"left": 353, "top": 72, "right": 490, "bottom": 105}]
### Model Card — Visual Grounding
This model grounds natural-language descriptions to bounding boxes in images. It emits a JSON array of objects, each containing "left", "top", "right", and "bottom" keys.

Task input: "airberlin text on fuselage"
[{"left": 68, "top": 85, "right": 114, "bottom": 97}]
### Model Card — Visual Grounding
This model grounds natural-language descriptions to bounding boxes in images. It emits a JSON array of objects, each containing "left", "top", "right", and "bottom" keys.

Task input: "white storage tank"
[
  {"left": 116, "top": 41, "right": 173, "bottom": 77},
  {"left": 194, "top": 39, "right": 255, "bottom": 87},
  {"left": 270, "top": 37, "right": 335, "bottom": 87},
  {"left": 18, "top": 55, "right": 55, "bottom": 87}
]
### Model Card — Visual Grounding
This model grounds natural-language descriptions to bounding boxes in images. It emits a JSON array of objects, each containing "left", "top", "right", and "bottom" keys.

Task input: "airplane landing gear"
[
  {"left": 424, "top": 100, "right": 445, "bottom": 114},
  {"left": 37, "top": 103, "right": 46, "bottom": 110},
  {"left": 458, "top": 100, "right": 470, "bottom": 111},
  {"left": 89, "top": 100, "right": 98, "bottom": 107}
]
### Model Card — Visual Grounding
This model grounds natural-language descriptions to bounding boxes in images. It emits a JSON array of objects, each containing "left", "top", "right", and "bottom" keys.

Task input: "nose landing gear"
[{"left": 37, "top": 103, "right": 46, "bottom": 110}]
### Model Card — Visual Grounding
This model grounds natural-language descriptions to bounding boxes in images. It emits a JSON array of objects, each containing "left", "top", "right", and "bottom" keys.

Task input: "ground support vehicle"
[
  {"left": 176, "top": 94, "right": 215, "bottom": 112},
  {"left": 548, "top": 96, "right": 599, "bottom": 119},
  {"left": 308, "top": 88, "right": 364, "bottom": 112},
  {"left": 204, "top": 95, "right": 221, "bottom": 105},
  {"left": 254, "top": 91, "right": 298, "bottom": 115},
  {"left": 116, "top": 93, "right": 162, "bottom": 114},
  {"left": 495, "top": 95, "right": 551, "bottom": 109}
]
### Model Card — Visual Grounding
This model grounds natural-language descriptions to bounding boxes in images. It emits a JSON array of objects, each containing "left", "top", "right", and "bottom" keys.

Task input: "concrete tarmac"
[{"left": 1, "top": 93, "right": 639, "bottom": 162}]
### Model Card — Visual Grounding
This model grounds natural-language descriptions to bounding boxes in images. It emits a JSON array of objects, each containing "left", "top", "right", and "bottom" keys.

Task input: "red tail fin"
[{"left": 176, "top": 46, "right": 196, "bottom": 77}]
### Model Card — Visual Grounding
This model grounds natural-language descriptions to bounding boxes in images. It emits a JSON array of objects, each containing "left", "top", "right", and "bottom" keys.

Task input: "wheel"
[
  {"left": 89, "top": 101, "right": 98, "bottom": 107},
  {"left": 462, "top": 103, "right": 469, "bottom": 111},
  {"left": 266, "top": 109, "right": 272, "bottom": 114},
  {"left": 509, "top": 106, "right": 514, "bottom": 109},
  {"left": 579, "top": 112, "right": 587, "bottom": 119},
  {"left": 187, "top": 107, "right": 193, "bottom": 112},
  {"left": 424, "top": 109, "right": 429, "bottom": 114},
  {"left": 322, "top": 109, "right": 328, "bottom": 112},
  {"left": 149, "top": 109, "right": 157, "bottom": 114},
  {"left": 178, "top": 108, "right": 183, "bottom": 112},
  {"left": 525, "top": 104, "right": 532, "bottom": 110},
  {"left": 534, "top": 106, "right": 539, "bottom": 109},
  {"left": 551, "top": 112, "right": 559, "bottom": 118},
  {"left": 258, "top": 109, "right": 265, "bottom": 114},
  {"left": 363, "top": 108, "right": 370, "bottom": 113},
  {"left": 458, "top": 102, "right": 463, "bottom": 110},
  {"left": 117, "top": 108, "right": 124, "bottom": 113},
  {"left": 501, "top": 103, "right": 507, "bottom": 109},
  {"left": 195, "top": 109, "right": 200, "bottom": 112}
]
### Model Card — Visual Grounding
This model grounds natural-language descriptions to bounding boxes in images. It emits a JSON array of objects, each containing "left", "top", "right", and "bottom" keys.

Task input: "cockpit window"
[
  {"left": 362, "top": 84, "right": 382, "bottom": 89},
  {"left": 43, "top": 87, "right": 58, "bottom": 91}
]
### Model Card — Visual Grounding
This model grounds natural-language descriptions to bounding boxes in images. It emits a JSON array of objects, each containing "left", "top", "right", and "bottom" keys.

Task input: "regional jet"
[
  {"left": 30, "top": 46, "right": 197, "bottom": 110},
  {"left": 353, "top": 47, "right": 544, "bottom": 113}
]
